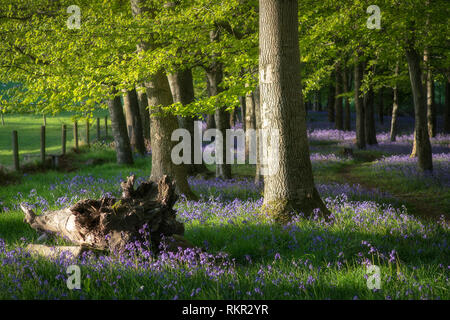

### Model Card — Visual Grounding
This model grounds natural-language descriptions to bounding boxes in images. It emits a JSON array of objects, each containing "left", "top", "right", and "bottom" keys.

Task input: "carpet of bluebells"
[{"left": 0, "top": 112, "right": 449, "bottom": 300}]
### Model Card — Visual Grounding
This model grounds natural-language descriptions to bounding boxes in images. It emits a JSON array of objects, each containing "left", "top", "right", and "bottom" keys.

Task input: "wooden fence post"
[
  {"left": 43, "top": 114, "right": 46, "bottom": 126},
  {"left": 62, "top": 124, "right": 67, "bottom": 155},
  {"left": 104, "top": 116, "right": 108, "bottom": 137},
  {"left": 12, "top": 130, "right": 19, "bottom": 171},
  {"left": 86, "top": 119, "right": 90, "bottom": 147},
  {"left": 74, "top": 121, "right": 79, "bottom": 151},
  {"left": 97, "top": 117, "right": 101, "bottom": 140},
  {"left": 40, "top": 125, "right": 46, "bottom": 165}
]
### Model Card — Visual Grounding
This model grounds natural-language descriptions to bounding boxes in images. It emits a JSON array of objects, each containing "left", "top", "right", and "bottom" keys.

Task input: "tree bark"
[
  {"left": 259, "top": 0, "right": 329, "bottom": 223},
  {"left": 21, "top": 175, "right": 190, "bottom": 254},
  {"left": 137, "top": 87, "right": 150, "bottom": 140},
  {"left": 245, "top": 86, "right": 256, "bottom": 160},
  {"left": 378, "top": 89, "right": 384, "bottom": 124},
  {"left": 254, "top": 85, "right": 263, "bottom": 185},
  {"left": 424, "top": 50, "right": 436, "bottom": 137},
  {"left": 108, "top": 94, "right": 134, "bottom": 165},
  {"left": 354, "top": 59, "right": 366, "bottom": 149},
  {"left": 364, "top": 88, "right": 378, "bottom": 145},
  {"left": 405, "top": 46, "right": 433, "bottom": 171},
  {"left": 168, "top": 69, "right": 209, "bottom": 175},
  {"left": 123, "top": 88, "right": 146, "bottom": 155},
  {"left": 342, "top": 67, "right": 351, "bottom": 131},
  {"left": 327, "top": 81, "right": 335, "bottom": 122},
  {"left": 445, "top": 78, "right": 450, "bottom": 133},
  {"left": 334, "top": 65, "right": 343, "bottom": 130},
  {"left": 239, "top": 96, "right": 246, "bottom": 130},
  {"left": 390, "top": 63, "right": 399, "bottom": 141}
]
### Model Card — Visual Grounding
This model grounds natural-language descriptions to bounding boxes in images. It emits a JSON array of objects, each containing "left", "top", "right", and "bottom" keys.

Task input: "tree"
[
  {"left": 130, "top": 0, "right": 197, "bottom": 198},
  {"left": 123, "top": 88, "right": 146, "bottom": 155},
  {"left": 334, "top": 65, "right": 343, "bottom": 130},
  {"left": 354, "top": 57, "right": 366, "bottom": 149},
  {"left": 259, "top": 0, "right": 329, "bottom": 223},
  {"left": 390, "top": 62, "right": 400, "bottom": 141},
  {"left": 108, "top": 92, "right": 134, "bottom": 165},
  {"left": 168, "top": 68, "right": 209, "bottom": 175}
]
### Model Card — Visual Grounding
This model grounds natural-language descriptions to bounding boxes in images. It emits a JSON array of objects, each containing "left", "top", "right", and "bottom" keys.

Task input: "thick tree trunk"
[
  {"left": 131, "top": 0, "right": 197, "bottom": 198},
  {"left": 342, "top": 67, "right": 351, "bottom": 131},
  {"left": 364, "top": 88, "right": 378, "bottom": 145},
  {"left": 21, "top": 175, "right": 190, "bottom": 254},
  {"left": 168, "top": 69, "right": 209, "bottom": 175},
  {"left": 124, "top": 88, "right": 146, "bottom": 155},
  {"left": 108, "top": 94, "right": 134, "bottom": 165},
  {"left": 254, "top": 85, "right": 263, "bottom": 185},
  {"left": 354, "top": 59, "right": 366, "bottom": 149},
  {"left": 245, "top": 87, "right": 256, "bottom": 160},
  {"left": 390, "top": 63, "right": 399, "bottom": 141},
  {"left": 327, "top": 81, "right": 335, "bottom": 122},
  {"left": 445, "top": 79, "right": 450, "bottom": 133},
  {"left": 334, "top": 65, "right": 343, "bottom": 130},
  {"left": 259, "top": 0, "right": 329, "bottom": 223},
  {"left": 405, "top": 47, "right": 433, "bottom": 171},
  {"left": 137, "top": 87, "right": 150, "bottom": 140}
]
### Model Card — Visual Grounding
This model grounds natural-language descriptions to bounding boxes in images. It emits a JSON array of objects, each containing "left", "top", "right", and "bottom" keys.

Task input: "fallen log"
[{"left": 21, "top": 175, "right": 190, "bottom": 254}]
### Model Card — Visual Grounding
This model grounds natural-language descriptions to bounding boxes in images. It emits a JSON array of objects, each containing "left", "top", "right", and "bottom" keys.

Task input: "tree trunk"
[
  {"left": 131, "top": 0, "right": 197, "bottom": 198},
  {"left": 137, "top": 87, "right": 150, "bottom": 140},
  {"left": 390, "top": 63, "right": 399, "bottom": 141},
  {"left": 317, "top": 90, "right": 322, "bottom": 111},
  {"left": 206, "top": 29, "right": 232, "bottom": 180},
  {"left": 354, "top": 59, "right": 366, "bottom": 149},
  {"left": 254, "top": 85, "right": 263, "bottom": 185},
  {"left": 378, "top": 89, "right": 384, "bottom": 124},
  {"left": 123, "top": 88, "right": 146, "bottom": 155},
  {"left": 206, "top": 62, "right": 232, "bottom": 179},
  {"left": 21, "top": 175, "right": 191, "bottom": 254},
  {"left": 424, "top": 50, "right": 436, "bottom": 137},
  {"left": 245, "top": 86, "right": 256, "bottom": 160},
  {"left": 342, "top": 67, "right": 351, "bottom": 131},
  {"left": 168, "top": 69, "right": 209, "bottom": 175},
  {"left": 364, "top": 88, "right": 378, "bottom": 145},
  {"left": 108, "top": 94, "right": 134, "bottom": 165},
  {"left": 445, "top": 78, "right": 450, "bottom": 133},
  {"left": 259, "top": 0, "right": 329, "bottom": 223},
  {"left": 405, "top": 46, "right": 433, "bottom": 171},
  {"left": 327, "top": 81, "right": 335, "bottom": 122},
  {"left": 229, "top": 108, "right": 236, "bottom": 128},
  {"left": 239, "top": 96, "right": 246, "bottom": 130},
  {"left": 334, "top": 65, "right": 343, "bottom": 130}
]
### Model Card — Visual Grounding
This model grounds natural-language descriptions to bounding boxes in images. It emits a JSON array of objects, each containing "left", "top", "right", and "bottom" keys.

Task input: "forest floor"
[{"left": 0, "top": 111, "right": 448, "bottom": 300}]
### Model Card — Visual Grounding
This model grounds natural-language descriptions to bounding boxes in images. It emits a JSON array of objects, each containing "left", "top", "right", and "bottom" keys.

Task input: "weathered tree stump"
[{"left": 21, "top": 175, "right": 190, "bottom": 255}]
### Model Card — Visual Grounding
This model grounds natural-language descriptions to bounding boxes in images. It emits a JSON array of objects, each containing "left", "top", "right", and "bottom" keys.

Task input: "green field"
[{"left": 0, "top": 111, "right": 109, "bottom": 168}]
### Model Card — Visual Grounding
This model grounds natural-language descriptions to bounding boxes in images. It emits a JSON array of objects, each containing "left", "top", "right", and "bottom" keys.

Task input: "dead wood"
[{"left": 21, "top": 175, "right": 190, "bottom": 254}]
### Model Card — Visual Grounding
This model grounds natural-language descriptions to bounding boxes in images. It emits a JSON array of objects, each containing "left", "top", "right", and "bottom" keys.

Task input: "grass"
[
  {"left": 0, "top": 111, "right": 109, "bottom": 168},
  {"left": 0, "top": 112, "right": 448, "bottom": 300}
]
